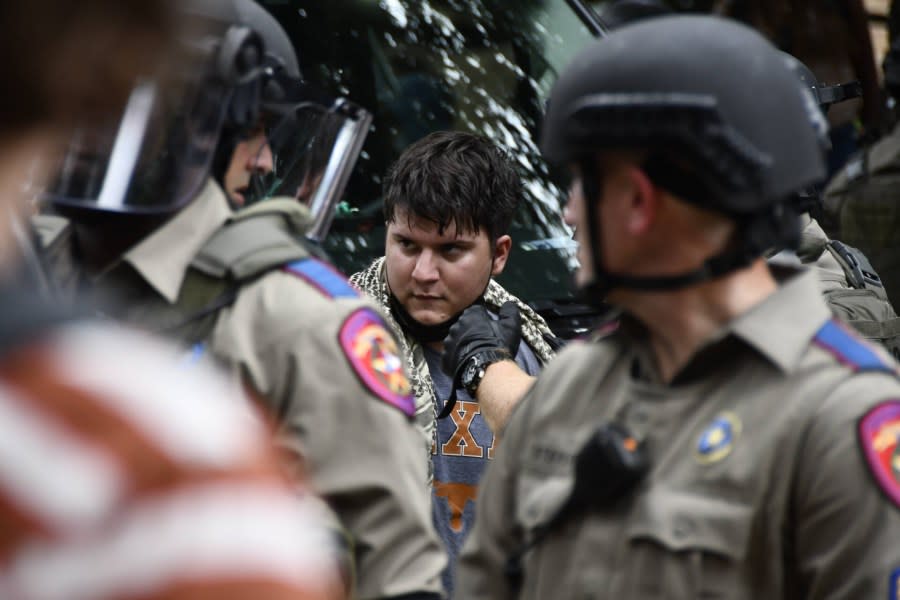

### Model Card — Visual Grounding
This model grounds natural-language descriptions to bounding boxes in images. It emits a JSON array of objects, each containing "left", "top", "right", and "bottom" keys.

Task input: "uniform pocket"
[
  {"left": 516, "top": 473, "right": 572, "bottom": 531},
  {"left": 624, "top": 488, "right": 753, "bottom": 599},
  {"left": 512, "top": 471, "right": 578, "bottom": 599}
]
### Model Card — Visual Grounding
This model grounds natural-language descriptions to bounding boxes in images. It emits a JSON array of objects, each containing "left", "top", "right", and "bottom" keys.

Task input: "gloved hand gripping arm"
[
  {"left": 441, "top": 301, "right": 522, "bottom": 381},
  {"left": 441, "top": 301, "right": 536, "bottom": 434}
]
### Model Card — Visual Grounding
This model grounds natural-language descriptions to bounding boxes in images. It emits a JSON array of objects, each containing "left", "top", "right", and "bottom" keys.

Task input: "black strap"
[
  {"left": 826, "top": 239, "right": 884, "bottom": 290},
  {"left": 543, "top": 332, "right": 566, "bottom": 352},
  {"left": 438, "top": 384, "right": 461, "bottom": 420},
  {"left": 575, "top": 158, "right": 794, "bottom": 302}
]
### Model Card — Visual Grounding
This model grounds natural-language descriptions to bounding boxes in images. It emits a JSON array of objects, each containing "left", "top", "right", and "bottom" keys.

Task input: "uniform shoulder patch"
[
  {"left": 284, "top": 258, "right": 358, "bottom": 299},
  {"left": 813, "top": 319, "right": 897, "bottom": 374},
  {"left": 858, "top": 401, "right": 900, "bottom": 509},
  {"left": 339, "top": 308, "right": 415, "bottom": 417}
]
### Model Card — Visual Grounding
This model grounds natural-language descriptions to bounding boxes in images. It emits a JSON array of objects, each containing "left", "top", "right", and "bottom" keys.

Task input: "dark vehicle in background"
[{"left": 262, "top": 0, "right": 608, "bottom": 338}]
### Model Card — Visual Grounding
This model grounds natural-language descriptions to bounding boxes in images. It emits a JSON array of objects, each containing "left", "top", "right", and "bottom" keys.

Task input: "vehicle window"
[{"left": 264, "top": 0, "right": 596, "bottom": 300}]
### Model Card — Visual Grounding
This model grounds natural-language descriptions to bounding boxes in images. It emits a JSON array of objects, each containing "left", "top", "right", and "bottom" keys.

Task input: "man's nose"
[
  {"left": 248, "top": 133, "right": 274, "bottom": 175},
  {"left": 411, "top": 250, "right": 439, "bottom": 283}
]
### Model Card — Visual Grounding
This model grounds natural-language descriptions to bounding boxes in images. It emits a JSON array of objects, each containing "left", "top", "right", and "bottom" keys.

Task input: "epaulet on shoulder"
[
  {"left": 283, "top": 258, "right": 359, "bottom": 299},
  {"left": 191, "top": 205, "right": 309, "bottom": 281},
  {"left": 813, "top": 319, "right": 898, "bottom": 375}
]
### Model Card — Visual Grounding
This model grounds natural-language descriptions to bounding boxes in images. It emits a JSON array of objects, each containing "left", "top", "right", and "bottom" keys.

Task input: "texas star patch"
[
  {"left": 858, "top": 401, "right": 900, "bottom": 509},
  {"left": 695, "top": 411, "right": 742, "bottom": 465},
  {"left": 339, "top": 308, "right": 415, "bottom": 417}
]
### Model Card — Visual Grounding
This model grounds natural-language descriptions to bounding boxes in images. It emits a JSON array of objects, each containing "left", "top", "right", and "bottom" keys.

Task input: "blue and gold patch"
[
  {"left": 339, "top": 308, "right": 415, "bottom": 418},
  {"left": 695, "top": 412, "right": 742, "bottom": 465},
  {"left": 890, "top": 567, "right": 900, "bottom": 600}
]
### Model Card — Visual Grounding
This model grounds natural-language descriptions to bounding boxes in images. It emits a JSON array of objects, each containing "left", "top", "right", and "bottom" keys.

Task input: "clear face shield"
[
  {"left": 244, "top": 87, "right": 372, "bottom": 241},
  {"left": 44, "top": 24, "right": 262, "bottom": 217}
]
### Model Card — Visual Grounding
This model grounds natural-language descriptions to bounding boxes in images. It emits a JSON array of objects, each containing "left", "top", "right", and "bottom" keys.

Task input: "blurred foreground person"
[
  {"left": 0, "top": 1, "right": 340, "bottom": 599},
  {"left": 457, "top": 15, "right": 900, "bottom": 600},
  {"left": 36, "top": 1, "right": 445, "bottom": 598}
]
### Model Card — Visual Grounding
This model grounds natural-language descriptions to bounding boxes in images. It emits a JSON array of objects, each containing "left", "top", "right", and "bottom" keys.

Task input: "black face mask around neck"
[{"left": 389, "top": 292, "right": 461, "bottom": 343}]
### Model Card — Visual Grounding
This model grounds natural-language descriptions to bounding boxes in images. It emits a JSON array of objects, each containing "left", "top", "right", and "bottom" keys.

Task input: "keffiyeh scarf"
[{"left": 350, "top": 256, "right": 556, "bottom": 484}]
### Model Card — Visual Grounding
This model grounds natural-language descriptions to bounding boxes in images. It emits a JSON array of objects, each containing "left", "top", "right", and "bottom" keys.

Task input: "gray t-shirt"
[{"left": 424, "top": 335, "right": 543, "bottom": 597}]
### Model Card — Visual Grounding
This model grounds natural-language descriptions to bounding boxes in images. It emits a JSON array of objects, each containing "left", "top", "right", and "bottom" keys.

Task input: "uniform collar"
[
  {"left": 122, "top": 179, "right": 232, "bottom": 303},
  {"left": 622, "top": 267, "right": 831, "bottom": 382},
  {"left": 723, "top": 266, "right": 832, "bottom": 373}
]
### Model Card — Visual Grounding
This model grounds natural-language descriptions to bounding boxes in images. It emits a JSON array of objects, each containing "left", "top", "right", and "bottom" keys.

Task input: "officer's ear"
[{"left": 624, "top": 164, "right": 660, "bottom": 237}]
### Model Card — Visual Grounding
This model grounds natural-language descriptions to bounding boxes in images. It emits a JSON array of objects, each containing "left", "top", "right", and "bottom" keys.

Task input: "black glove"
[{"left": 441, "top": 301, "right": 522, "bottom": 383}]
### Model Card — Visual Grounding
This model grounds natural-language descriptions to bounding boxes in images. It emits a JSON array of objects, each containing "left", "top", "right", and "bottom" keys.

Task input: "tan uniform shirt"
[
  {"left": 457, "top": 268, "right": 900, "bottom": 599},
  {"left": 824, "top": 123, "right": 900, "bottom": 308},
  {"left": 41, "top": 181, "right": 446, "bottom": 600},
  {"left": 790, "top": 217, "right": 900, "bottom": 359}
]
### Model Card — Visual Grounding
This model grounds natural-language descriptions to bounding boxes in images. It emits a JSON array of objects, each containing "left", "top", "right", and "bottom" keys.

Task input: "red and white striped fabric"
[{"left": 0, "top": 323, "right": 342, "bottom": 600}]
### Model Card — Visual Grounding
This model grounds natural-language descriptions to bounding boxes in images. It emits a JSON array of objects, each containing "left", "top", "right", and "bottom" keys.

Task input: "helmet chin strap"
[{"left": 576, "top": 159, "right": 797, "bottom": 307}]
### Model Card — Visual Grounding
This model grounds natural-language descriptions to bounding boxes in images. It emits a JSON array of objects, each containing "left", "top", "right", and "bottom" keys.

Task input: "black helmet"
[
  {"left": 782, "top": 52, "right": 862, "bottom": 117},
  {"left": 542, "top": 15, "right": 826, "bottom": 215},
  {"left": 234, "top": 0, "right": 299, "bottom": 79},
  {"left": 227, "top": 0, "right": 299, "bottom": 127},
  {"left": 781, "top": 52, "right": 861, "bottom": 214},
  {"left": 541, "top": 15, "right": 827, "bottom": 298}
]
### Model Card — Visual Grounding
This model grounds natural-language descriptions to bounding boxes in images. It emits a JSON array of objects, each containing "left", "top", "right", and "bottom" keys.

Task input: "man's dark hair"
[{"left": 383, "top": 130, "right": 522, "bottom": 240}]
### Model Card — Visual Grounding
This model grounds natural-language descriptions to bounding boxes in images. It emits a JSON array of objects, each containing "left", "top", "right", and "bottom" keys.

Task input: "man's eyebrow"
[{"left": 391, "top": 232, "right": 416, "bottom": 243}]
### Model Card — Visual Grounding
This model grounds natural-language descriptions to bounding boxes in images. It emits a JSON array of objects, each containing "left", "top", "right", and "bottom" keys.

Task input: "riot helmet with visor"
[
  {"left": 220, "top": 0, "right": 373, "bottom": 241},
  {"left": 45, "top": 0, "right": 267, "bottom": 218}
]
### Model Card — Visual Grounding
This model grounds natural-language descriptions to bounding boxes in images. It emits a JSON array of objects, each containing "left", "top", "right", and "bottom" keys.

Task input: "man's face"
[
  {"left": 385, "top": 210, "right": 510, "bottom": 325},
  {"left": 223, "top": 124, "right": 273, "bottom": 207}
]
